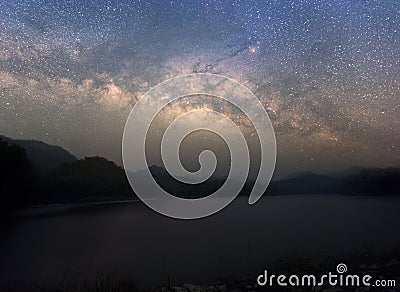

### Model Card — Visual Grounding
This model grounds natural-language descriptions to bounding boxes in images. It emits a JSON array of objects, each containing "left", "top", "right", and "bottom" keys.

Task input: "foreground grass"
[{"left": 2, "top": 248, "right": 399, "bottom": 292}]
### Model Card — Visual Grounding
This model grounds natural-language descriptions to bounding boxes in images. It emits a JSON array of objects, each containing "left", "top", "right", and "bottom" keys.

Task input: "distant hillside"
[
  {"left": 328, "top": 166, "right": 363, "bottom": 179},
  {"left": 0, "top": 136, "right": 77, "bottom": 174},
  {"left": 349, "top": 167, "right": 400, "bottom": 195},
  {"left": 132, "top": 165, "right": 226, "bottom": 198},
  {"left": 273, "top": 173, "right": 352, "bottom": 195},
  {"left": 45, "top": 156, "right": 133, "bottom": 202},
  {"left": 1, "top": 135, "right": 399, "bottom": 207},
  {"left": 0, "top": 139, "right": 35, "bottom": 206},
  {"left": 274, "top": 168, "right": 400, "bottom": 195},
  {"left": 116, "top": 165, "right": 400, "bottom": 198}
]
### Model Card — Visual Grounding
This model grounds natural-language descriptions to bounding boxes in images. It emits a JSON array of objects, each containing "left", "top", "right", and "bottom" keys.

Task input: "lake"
[{"left": 1, "top": 195, "right": 399, "bottom": 288}]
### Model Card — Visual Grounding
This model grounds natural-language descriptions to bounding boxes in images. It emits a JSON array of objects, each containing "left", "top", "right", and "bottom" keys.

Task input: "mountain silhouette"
[
  {"left": 0, "top": 135, "right": 399, "bottom": 207},
  {"left": 45, "top": 156, "right": 133, "bottom": 202},
  {"left": 0, "top": 136, "right": 77, "bottom": 174},
  {"left": 0, "top": 138, "right": 35, "bottom": 206},
  {"left": 273, "top": 173, "right": 351, "bottom": 195}
]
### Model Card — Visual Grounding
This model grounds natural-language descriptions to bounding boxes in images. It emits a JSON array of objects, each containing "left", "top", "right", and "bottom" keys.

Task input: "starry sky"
[{"left": 1, "top": 0, "right": 399, "bottom": 177}]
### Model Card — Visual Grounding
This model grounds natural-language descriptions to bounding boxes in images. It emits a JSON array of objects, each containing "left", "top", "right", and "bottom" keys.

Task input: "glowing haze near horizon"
[{"left": 0, "top": 0, "right": 399, "bottom": 177}]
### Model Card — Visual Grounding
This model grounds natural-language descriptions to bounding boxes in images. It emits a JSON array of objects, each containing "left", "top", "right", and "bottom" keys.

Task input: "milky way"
[{"left": 0, "top": 0, "right": 399, "bottom": 177}]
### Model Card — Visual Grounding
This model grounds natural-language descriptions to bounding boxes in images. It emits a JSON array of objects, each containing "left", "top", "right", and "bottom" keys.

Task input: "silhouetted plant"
[{"left": 0, "top": 138, "right": 36, "bottom": 206}]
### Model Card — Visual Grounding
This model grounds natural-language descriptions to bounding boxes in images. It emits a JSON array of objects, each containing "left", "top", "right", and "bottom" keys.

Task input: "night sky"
[{"left": 1, "top": 0, "right": 399, "bottom": 177}]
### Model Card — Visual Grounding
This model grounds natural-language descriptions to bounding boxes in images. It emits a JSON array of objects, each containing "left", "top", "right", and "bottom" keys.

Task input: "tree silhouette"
[
  {"left": 0, "top": 138, "right": 35, "bottom": 206},
  {"left": 46, "top": 156, "right": 132, "bottom": 202}
]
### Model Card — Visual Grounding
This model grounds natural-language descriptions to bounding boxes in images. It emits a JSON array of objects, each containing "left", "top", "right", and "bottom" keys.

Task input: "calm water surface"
[{"left": 0, "top": 195, "right": 399, "bottom": 288}]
